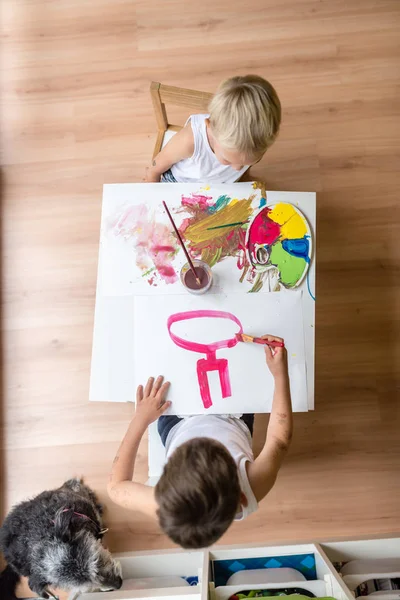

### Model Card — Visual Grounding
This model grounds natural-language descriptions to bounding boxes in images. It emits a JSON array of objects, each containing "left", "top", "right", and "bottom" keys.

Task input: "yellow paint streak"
[
  {"left": 184, "top": 198, "right": 254, "bottom": 245},
  {"left": 269, "top": 202, "right": 307, "bottom": 239},
  {"left": 253, "top": 181, "right": 267, "bottom": 198}
]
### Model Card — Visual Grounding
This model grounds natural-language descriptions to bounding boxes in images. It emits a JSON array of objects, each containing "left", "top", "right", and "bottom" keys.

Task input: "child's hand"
[
  {"left": 134, "top": 376, "right": 171, "bottom": 428},
  {"left": 262, "top": 335, "right": 288, "bottom": 380}
]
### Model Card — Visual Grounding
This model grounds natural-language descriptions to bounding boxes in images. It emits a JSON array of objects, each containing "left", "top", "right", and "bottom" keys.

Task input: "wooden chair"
[{"left": 150, "top": 81, "right": 213, "bottom": 159}]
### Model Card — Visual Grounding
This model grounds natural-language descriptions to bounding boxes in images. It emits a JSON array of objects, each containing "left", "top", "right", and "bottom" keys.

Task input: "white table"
[{"left": 89, "top": 183, "right": 316, "bottom": 479}]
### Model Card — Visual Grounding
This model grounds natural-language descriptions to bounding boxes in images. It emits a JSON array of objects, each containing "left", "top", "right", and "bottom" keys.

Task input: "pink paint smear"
[
  {"left": 167, "top": 310, "right": 243, "bottom": 409},
  {"left": 108, "top": 204, "right": 178, "bottom": 284},
  {"left": 181, "top": 193, "right": 213, "bottom": 211}
]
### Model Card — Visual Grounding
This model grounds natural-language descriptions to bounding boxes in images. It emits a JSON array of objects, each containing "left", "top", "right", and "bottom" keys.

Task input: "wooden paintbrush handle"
[{"left": 162, "top": 200, "right": 201, "bottom": 285}]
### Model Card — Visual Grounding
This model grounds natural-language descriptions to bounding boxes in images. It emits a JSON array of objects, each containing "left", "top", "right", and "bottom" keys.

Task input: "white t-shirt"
[
  {"left": 165, "top": 415, "right": 258, "bottom": 520},
  {"left": 170, "top": 114, "right": 249, "bottom": 184}
]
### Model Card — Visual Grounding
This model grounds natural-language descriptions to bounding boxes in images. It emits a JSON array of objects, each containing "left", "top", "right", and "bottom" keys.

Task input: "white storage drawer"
[
  {"left": 212, "top": 579, "right": 329, "bottom": 600},
  {"left": 75, "top": 589, "right": 200, "bottom": 600},
  {"left": 71, "top": 549, "right": 205, "bottom": 600},
  {"left": 320, "top": 537, "right": 400, "bottom": 561},
  {"left": 320, "top": 538, "right": 400, "bottom": 599},
  {"left": 207, "top": 542, "right": 353, "bottom": 600},
  {"left": 69, "top": 536, "right": 400, "bottom": 600}
]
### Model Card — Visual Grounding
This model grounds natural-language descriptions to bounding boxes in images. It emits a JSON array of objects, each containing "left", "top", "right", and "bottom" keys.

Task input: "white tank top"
[
  {"left": 170, "top": 114, "right": 249, "bottom": 184},
  {"left": 165, "top": 415, "right": 258, "bottom": 521}
]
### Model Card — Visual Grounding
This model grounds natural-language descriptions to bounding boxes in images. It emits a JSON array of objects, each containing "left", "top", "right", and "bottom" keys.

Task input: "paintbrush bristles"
[
  {"left": 162, "top": 201, "right": 201, "bottom": 287},
  {"left": 239, "top": 333, "right": 254, "bottom": 343},
  {"left": 235, "top": 332, "right": 285, "bottom": 348}
]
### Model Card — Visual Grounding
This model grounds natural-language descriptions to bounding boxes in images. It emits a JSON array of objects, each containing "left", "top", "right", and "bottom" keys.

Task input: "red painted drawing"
[{"left": 167, "top": 310, "right": 243, "bottom": 409}]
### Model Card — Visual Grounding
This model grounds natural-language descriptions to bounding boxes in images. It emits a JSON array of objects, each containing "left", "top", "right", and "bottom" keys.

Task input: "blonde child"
[
  {"left": 146, "top": 75, "right": 281, "bottom": 184},
  {"left": 108, "top": 335, "right": 293, "bottom": 549}
]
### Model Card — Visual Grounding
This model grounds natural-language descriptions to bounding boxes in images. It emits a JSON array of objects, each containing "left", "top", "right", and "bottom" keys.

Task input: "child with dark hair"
[{"left": 108, "top": 334, "right": 292, "bottom": 549}]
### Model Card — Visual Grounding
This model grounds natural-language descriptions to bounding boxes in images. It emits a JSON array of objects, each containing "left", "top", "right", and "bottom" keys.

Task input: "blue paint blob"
[
  {"left": 282, "top": 236, "right": 310, "bottom": 263},
  {"left": 208, "top": 195, "right": 231, "bottom": 214},
  {"left": 259, "top": 197, "right": 267, "bottom": 208},
  {"left": 307, "top": 270, "right": 316, "bottom": 301}
]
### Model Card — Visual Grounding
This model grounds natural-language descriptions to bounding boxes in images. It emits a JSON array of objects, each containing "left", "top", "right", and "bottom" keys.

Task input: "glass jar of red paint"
[{"left": 180, "top": 259, "right": 213, "bottom": 295}]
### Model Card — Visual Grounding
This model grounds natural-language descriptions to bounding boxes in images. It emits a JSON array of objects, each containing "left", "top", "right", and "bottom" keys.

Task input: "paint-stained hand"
[
  {"left": 262, "top": 335, "right": 288, "bottom": 379},
  {"left": 135, "top": 376, "right": 171, "bottom": 427}
]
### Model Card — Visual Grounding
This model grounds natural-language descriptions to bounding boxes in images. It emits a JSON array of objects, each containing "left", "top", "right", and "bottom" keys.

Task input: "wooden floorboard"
[{"left": 1, "top": 0, "right": 399, "bottom": 570}]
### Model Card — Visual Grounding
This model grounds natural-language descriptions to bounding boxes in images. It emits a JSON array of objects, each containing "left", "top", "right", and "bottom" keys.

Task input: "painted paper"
[
  {"left": 100, "top": 183, "right": 313, "bottom": 297},
  {"left": 133, "top": 291, "right": 308, "bottom": 415},
  {"left": 167, "top": 310, "right": 243, "bottom": 408}
]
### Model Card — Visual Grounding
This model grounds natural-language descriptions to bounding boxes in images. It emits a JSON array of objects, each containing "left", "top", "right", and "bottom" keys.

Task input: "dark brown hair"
[{"left": 155, "top": 437, "right": 241, "bottom": 549}]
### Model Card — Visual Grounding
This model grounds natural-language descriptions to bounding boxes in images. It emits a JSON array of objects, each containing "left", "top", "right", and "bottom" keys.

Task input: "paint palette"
[{"left": 245, "top": 203, "right": 312, "bottom": 289}]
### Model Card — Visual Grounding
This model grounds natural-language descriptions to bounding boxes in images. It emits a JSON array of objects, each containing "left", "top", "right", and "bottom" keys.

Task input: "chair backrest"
[
  {"left": 150, "top": 82, "right": 214, "bottom": 158},
  {"left": 150, "top": 82, "right": 214, "bottom": 159}
]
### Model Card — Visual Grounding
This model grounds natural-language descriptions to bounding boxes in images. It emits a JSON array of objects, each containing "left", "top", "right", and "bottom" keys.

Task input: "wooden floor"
[{"left": 1, "top": 0, "right": 400, "bottom": 567}]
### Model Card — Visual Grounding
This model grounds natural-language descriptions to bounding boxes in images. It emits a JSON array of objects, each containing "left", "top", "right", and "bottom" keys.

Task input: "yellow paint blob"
[
  {"left": 269, "top": 202, "right": 307, "bottom": 239},
  {"left": 184, "top": 197, "right": 254, "bottom": 246}
]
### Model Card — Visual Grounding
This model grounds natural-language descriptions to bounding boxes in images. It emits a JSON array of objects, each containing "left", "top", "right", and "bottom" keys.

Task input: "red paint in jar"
[{"left": 180, "top": 260, "right": 213, "bottom": 295}]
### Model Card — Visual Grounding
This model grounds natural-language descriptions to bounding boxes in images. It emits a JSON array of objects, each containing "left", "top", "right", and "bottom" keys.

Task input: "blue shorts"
[
  {"left": 158, "top": 414, "right": 255, "bottom": 447},
  {"left": 161, "top": 169, "right": 178, "bottom": 183}
]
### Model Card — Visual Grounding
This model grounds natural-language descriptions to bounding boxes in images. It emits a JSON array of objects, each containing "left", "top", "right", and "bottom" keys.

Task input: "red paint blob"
[
  {"left": 246, "top": 207, "right": 281, "bottom": 265},
  {"left": 167, "top": 309, "right": 243, "bottom": 408},
  {"left": 181, "top": 193, "right": 213, "bottom": 210},
  {"left": 250, "top": 207, "right": 281, "bottom": 244},
  {"left": 152, "top": 244, "right": 176, "bottom": 253},
  {"left": 157, "top": 264, "right": 176, "bottom": 279}
]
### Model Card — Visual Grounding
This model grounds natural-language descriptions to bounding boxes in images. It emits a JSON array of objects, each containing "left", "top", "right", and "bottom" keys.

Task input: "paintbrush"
[
  {"left": 235, "top": 333, "right": 285, "bottom": 348},
  {"left": 162, "top": 200, "right": 202, "bottom": 287}
]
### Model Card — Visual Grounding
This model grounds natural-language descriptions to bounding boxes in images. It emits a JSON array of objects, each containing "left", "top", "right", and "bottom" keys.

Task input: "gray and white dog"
[{"left": 0, "top": 478, "right": 122, "bottom": 599}]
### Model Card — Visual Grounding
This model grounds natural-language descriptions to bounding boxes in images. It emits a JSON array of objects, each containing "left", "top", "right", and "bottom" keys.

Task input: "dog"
[{"left": 0, "top": 478, "right": 122, "bottom": 599}]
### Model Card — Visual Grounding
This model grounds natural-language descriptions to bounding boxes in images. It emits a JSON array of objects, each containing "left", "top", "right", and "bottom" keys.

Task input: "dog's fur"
[{"left": 0, "top": 479, "right": 122, "bottom": 599}]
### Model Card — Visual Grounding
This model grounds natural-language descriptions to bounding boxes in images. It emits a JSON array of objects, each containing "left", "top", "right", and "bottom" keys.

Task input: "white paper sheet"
[
  {"left": 99, "top": 183, "right": 314, "bottom": 297},
  {"left": 133, "top": 291, "right": 308, "bottom": 415},
  {"left": 99, "top": 183, "right": 263, "bottom": 296}
]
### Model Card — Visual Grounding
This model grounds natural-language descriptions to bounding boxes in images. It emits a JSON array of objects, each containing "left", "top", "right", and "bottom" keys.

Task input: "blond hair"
[{"left": 209, "top": 75, "right": 281, "bottom": 159}]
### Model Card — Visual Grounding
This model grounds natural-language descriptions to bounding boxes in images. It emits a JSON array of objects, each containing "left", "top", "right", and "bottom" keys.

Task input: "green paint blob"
[{"left": 270, "top": 242, "right": 306, "bottom": 287}]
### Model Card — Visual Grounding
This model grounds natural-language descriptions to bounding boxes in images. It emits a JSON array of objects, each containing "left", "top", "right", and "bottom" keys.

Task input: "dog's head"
[{"left": 40, "top": 513, "right": 123, "bottom": 594}]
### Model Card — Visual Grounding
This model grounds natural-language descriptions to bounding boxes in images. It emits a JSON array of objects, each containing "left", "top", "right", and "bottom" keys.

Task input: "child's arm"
[
  {"left": 146, "top": 124, "right": 194, "bottom": 182},
  {"left": 107, "top": 376, "right": 171, "bottom": 517},
  {"left": 247, "top": 335, "right": 293, "bottom": 502}
]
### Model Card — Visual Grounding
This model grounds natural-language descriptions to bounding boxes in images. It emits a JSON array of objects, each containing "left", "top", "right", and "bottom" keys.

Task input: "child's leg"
[
  {"left": 157, "top": 415, "right": 183, "bottom": 446},
  {"left": 240, "top": 414, "right": 255, "bottom": 436}
]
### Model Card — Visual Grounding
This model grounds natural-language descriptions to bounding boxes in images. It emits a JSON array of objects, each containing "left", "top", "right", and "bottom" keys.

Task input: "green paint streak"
[
  {"left": 249, "top": 274, "right": 264, "bottom": 293},
  {"left": 239, "top": 265, "right": 249, "bottom": 283},
  {"left": 270, "top": 242, "right": 306, "bottom": 287},
  {"left": 206, "top": 221, "right": 246, "bottom": 231},
  {"left": 208, "top": 247, "right": 222, "bottom": 267},
  {"left": 142, "top": 267, "right": 156, "bottom": 277}
]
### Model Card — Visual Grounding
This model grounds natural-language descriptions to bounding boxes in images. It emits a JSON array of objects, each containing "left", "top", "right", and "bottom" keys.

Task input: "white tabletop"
[{"left": 89, "top": 183, "right": 316, "bottom": 410}]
